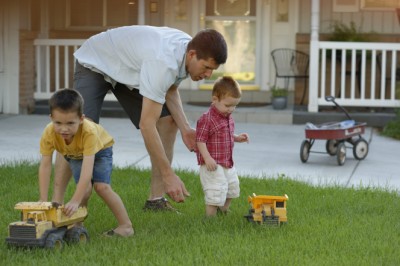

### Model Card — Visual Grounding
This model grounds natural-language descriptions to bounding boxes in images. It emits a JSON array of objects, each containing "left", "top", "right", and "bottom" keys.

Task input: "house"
[{"left": 1, "top": 0, "right": 399, "bottom": 120}]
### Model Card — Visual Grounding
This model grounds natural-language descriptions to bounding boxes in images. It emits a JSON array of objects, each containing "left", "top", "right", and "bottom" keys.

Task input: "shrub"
[
  {"left": 271, "top": 86, "right": 288, "bottom": 97},
  {"left": 382, "top": 109, "right": 400, "bottom": 140}
]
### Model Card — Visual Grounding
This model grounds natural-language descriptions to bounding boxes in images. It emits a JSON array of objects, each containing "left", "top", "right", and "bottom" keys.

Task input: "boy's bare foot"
[{"left": 103, "top": 227, "right": 134, "bottom": 237}]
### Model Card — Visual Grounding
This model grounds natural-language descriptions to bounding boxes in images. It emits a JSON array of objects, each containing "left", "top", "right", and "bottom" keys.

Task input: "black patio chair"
[{"left": 271, "top": 48, "right": 309, "bottom": 105}]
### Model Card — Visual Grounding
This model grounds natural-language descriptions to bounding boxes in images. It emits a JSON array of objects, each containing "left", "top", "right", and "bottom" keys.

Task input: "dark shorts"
[{"left": 73, "top": 62, "right": 171, "bottom": 128}]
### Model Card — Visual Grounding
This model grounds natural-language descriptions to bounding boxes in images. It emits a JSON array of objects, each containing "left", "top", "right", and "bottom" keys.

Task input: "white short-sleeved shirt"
[{"left": 74, "top": 26, "right": 190, "bottom": 104}]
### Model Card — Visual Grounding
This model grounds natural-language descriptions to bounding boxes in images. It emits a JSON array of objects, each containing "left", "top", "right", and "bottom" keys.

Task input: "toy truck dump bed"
[
  {"left": 244, "top": 194, "right": 288, "bottom": 225},
  {"left": 6, "top": 202, "right": 88, "bottom": 249}
]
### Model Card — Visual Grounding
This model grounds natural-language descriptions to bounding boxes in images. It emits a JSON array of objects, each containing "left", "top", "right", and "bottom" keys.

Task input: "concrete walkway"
[{"left": 1, "top": 114, "right": 399, "bottom": 192}]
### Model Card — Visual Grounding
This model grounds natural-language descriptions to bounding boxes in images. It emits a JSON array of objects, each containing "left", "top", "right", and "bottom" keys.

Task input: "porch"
[{"left": 32, "top": 38, "right": 399, "bottom": 127}]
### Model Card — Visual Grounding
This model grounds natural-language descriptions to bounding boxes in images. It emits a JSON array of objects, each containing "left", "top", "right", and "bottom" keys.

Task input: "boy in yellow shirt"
[{"left": 39, "top": 89, "right": 133, "bottom": 237}]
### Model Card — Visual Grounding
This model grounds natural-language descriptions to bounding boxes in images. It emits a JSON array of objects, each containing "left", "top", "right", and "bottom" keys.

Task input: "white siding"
[{"left": 300, "top": 0, "right": 400, "bottom": 34}]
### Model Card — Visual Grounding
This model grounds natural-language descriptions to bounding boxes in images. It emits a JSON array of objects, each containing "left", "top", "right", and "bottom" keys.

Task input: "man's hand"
[
  {"left": 182, "top": 127, "right": 196, "bottom": 152},
  {"left": 164, "top": 173, "right": 190, "bottom": 202}
]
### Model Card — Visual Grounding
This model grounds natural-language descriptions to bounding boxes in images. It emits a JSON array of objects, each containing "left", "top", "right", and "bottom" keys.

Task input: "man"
[{"left": 53, "top": 25, "right": 227, "bottom": 211}]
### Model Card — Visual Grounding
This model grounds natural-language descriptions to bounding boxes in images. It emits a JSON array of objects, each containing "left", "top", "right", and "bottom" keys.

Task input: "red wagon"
[{"left": 300, "top": 96, "right": 369, "bottom": 166}]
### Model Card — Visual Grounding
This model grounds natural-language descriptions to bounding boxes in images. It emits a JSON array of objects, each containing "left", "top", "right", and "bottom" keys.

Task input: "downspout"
[{"left": 308, "top": 0, "right": 319, "bottom": 112}]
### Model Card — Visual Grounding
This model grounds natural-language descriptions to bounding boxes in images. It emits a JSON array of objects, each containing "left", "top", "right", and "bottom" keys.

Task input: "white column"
[
  {"left": 39, "top": 0, "right": 49, "bottom": 38},
  {"left": 308, "top": 0, "right": 319, "bottom": 112},
  {"left": 138, "top": 0, "right": 145, "bottom": 25},
  {"left": 1, "top": 1, "right": 19, "bottom": 114}
]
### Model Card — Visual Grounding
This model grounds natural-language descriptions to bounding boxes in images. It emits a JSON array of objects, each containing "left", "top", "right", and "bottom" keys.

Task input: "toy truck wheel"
[
  {"left": 245, "top": 209, "right": 256, "bottom": 223},
  {"left": 245, "top": 215, "right": 255, "bottom": 223},
  {"left": 336, "top": 142, "right": 346, "bottom": 166},
  {"left": 45, "top": 233, "right": 64, "bottom": 250},
  {"left": 65, "top": 227, "right": 89, "bottom": 244},
  {"left": 326, "top": 139, "right": 338, "bottom": 156},
  {"left": 300, "top": 140, "right": 311, "bottom": 163},
  {"left": 353, "top": 138, "right": 369, "bottom": 160},
  {"left": 261, "top": 210, "right": 267, "bottom": 223}
]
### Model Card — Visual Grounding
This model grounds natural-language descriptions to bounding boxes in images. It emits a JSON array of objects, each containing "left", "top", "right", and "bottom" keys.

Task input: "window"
[
  {"left": 205, "top": 0, "right": 257, "bottom": 84},
  {"left": 66, "top": 0, "right": 138, "bottom": 29}
]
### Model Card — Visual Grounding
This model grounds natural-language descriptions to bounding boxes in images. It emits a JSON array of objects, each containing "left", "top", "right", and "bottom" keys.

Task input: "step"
[
  {"left": 293, "top": 105, "right": 396, "bottom": 127},
  {"left": 32, "top": 91, "right": 396, "bottom": 127}
]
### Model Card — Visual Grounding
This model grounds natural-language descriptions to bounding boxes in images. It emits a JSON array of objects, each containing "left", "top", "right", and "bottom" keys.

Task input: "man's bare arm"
[
  {"left": 140, "top": 97, "right": 187, "bottom": 202},
  {"left": 165, "top": 85, "right": 196, "bottom": 151}
]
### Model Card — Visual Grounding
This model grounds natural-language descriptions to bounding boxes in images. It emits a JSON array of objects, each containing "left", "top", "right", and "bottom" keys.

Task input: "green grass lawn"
[{"left": 1, "top": 162, "right": 399, "bottom": 265}]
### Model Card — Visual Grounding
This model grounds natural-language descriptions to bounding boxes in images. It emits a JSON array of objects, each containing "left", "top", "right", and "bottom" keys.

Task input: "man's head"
[
  {"left": 211, "top": 76, "right": 241, "bottom": 116},
  {"left": 186, "top": 29, "right": 227, "bottom": 81}
]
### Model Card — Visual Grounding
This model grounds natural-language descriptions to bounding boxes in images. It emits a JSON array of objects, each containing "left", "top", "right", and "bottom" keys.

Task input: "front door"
[{"left": 202, "top": 0, "right": 258, "bottom": 88}]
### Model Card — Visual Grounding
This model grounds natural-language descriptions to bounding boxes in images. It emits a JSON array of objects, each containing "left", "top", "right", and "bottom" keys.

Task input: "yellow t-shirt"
[{"left": 40, "top": 119, "right": 114, "bottom": 160}]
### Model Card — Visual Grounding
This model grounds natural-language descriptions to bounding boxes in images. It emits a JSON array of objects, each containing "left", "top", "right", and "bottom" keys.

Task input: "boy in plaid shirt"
[{"left": 195, "top": 76, "right": 249, "bottom": 217}]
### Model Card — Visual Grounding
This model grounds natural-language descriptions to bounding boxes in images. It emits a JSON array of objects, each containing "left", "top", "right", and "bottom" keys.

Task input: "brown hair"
[
  {"left": 49, "top": 89, "right": 84, "bottom": 116},
  {"left": 187, "top": 29, "right": 227, "bottom": 65},
  {"left": 212, "top": 76, "right": 241, "bottom": 100}
]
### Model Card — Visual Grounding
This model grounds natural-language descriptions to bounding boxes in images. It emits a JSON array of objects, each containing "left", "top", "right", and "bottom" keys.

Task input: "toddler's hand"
[
  {"left": 205, "top": 158, "right": 217, "bottom": 171},
  {"left": 236, "top": 133, "right": 250, "bottom": 143}
]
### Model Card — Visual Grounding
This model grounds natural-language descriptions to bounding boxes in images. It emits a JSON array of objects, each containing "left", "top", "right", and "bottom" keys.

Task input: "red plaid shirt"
[{"left": 196, "top": 104, "right": 235, "bottom": 168}]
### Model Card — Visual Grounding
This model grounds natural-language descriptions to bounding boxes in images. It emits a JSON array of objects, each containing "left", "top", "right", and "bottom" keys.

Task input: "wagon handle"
[{"left": 325, "top": 95, "right": 352, "bottom": 120}]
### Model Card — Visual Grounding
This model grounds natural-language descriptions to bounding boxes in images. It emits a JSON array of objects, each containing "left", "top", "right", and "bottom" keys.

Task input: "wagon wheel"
[
  {"left": 300, "top": 140, "right": 311, "bottom": 163},
  {"left": 326, "top": 139, "right": 338, "bottom": 156},
  {"left": 353, "top": 138, "right": 369, "bottom": 160},
  {"left": 45, "top": 233, "right": 64, "bottom": 250},
  {"left": 336, "top": 142, "right": 346, "bottom": 166}
]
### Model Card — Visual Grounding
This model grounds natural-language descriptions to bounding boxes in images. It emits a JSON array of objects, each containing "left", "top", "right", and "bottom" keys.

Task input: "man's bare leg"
[
  {"left": 148, "top": 116, "right": 178, "bottom": 200},
  {"left": 52, "top": 152, "right": 72, "bottom": 204}
]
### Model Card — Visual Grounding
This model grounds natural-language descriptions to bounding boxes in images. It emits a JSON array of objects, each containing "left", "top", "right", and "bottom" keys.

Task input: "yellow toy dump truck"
[
  {"left": 6, "top": 202, "right": 88, "bottom": 249},
  {"left": 244, "top": 193, "right": 288, "bottom": 226}
]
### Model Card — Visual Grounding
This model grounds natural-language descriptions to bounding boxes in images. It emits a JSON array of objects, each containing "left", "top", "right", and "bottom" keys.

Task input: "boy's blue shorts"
[{"left": 65, "top": 146, "right": 113, "bottom": 184}]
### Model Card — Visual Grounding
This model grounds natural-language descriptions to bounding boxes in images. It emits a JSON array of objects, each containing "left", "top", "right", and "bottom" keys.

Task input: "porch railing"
[
  {"left": 33, "top": 39, "right": 116, "bottom": 101},
  {"left": 308, "top": 41, "right": 400, "bottom": 111},
  {"left": 34, "top": 39, "right": 400, "bottom": 110}
]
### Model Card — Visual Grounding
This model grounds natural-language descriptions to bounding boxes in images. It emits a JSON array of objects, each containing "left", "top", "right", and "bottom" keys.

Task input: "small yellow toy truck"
[
  {"left": 244, "top": 193, "right": 288, "bottom": 226},
  {"left": 6, "top": 202, "right": 88, "bottom": 249}
]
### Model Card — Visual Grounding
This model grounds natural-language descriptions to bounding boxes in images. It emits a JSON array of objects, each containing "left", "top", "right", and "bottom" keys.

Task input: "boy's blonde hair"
[{"left": 212, "top": 76, "right": 242, "bottom": 100}]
